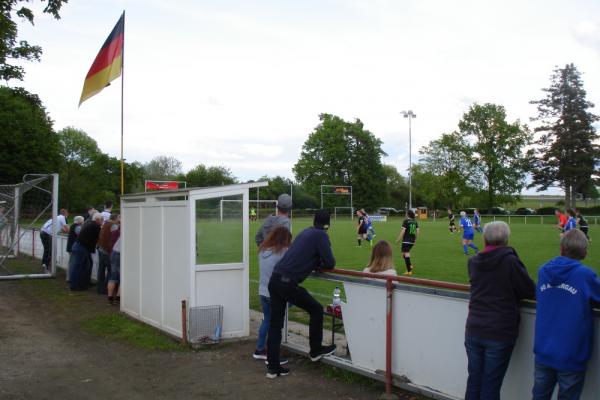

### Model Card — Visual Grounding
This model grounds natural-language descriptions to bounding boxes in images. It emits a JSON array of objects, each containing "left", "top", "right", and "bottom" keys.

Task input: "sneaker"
[
  {"left": 264, "top": 357, "right": 288, "bottom": 365},
  {"left": 403, "top": 271, "right": 413, "bottom": 276},
  {"left": 266, "top": 365, "right": 290, "bottom": 379},
  {"left": 253, "top": 349, "right": 267, "bottom": 360},
  {"left": 309, "top": 344, "right": 336, "bottom": 362}
]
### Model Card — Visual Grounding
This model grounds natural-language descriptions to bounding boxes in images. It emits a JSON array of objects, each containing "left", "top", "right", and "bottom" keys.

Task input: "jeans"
[
  {"left": 464, "top": 335, "right": 515, "bottom": 400},
  {"left": 256, "top": 295, "right": 270, "bottom": 351},
  {"left": 267, "top": 274, "right": 323, "bottom": 368},
  {"left": 68, "top": 242, "right": 91, "bottom": 291},
  {"left": 96, "top": 248, "right": 111, "bottom": 294},
  {"left": 40, "top": 231, "right": 51, "bottom": 267},
  {"left": 532, "top": 363, "right": 586, "bottom": 400}
]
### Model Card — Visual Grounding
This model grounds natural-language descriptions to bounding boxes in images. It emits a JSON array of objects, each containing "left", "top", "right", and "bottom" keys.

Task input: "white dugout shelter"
[{"left": 120, "top": 182, "right": 268, "bottom": 339}]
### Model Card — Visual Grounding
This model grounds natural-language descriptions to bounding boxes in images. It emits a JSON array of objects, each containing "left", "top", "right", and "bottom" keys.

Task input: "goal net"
[
  {"left": 334, "top": 207, "right": 354, "bottom": 220},
  {"left": 220, "top": 199, "right": 277, "bottom": 221},
  {"left": 0, "top": 174, "right": 58, "bottom": 279}
]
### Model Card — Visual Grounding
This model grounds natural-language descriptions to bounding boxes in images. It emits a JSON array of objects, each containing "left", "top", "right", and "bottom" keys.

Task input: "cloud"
[{"left": 572, "top": 21, "right": 600, "bottom": 55}]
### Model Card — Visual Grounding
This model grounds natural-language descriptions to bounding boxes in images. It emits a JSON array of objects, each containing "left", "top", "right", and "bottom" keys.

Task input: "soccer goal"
[
  {"left": 220, "top": 199, "right": 277, "bottom": 222},
  {"left": 321, "top": 185, "right": 353, "bottom": 220},
  {"left": 334, "top": 207, "right": 354, "bottom": 220},
  {"left": 0, "top": 174, "right": 59, "bottom": 279}
]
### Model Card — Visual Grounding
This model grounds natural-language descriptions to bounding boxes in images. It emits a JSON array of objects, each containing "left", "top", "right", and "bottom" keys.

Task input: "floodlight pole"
[{"left": 401, "top": 110, "right": 416, "bottom": 210}]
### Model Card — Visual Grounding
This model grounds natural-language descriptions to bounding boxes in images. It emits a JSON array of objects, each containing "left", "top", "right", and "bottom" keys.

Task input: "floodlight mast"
[{"left": 401, "top": 110, "right": 416, "bottom": 210}]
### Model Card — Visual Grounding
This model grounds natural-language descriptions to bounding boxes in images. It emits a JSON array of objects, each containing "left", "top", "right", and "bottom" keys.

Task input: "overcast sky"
[{"left": 12, "top": 0, "right": 600, "bottom": 193}]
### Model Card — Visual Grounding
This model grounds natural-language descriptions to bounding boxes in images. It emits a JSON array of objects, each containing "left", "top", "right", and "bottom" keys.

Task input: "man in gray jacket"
[{"left": 255, "top": 193, "right": 292, "bottom": 246}]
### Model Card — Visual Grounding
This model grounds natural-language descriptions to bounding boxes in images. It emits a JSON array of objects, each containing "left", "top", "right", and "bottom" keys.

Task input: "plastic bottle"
[{"left": 333, "top": 286, "right": 341, "bottom": 306}]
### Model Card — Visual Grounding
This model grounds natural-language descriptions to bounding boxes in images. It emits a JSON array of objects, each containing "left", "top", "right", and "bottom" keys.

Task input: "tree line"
[{"left": 1, "top": 2, "right": 598, "bottom": 212}]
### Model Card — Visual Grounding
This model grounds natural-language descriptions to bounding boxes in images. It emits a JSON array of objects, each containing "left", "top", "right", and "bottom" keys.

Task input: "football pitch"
[{"left": 248, "top": 216, "right": 599, "bottom": 309}]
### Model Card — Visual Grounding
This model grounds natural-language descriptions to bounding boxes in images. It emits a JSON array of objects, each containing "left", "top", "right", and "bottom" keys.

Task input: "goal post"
[
  {"left": 0, "top": 173, "right": 58, "bottom": 280},
  {"left": 334, "top": 207, "right": 354, "bottom": 220},
  {"left": 220, "top": 199, "right": 277, "bottom": 222},
  {"left": 321, "top": 185, "right": 353, "bottom": 220}
]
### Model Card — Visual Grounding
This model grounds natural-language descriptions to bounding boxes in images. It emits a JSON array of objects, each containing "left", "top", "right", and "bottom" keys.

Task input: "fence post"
[{"left": 381, "top": 278, "right": 399, "bottom": 400}]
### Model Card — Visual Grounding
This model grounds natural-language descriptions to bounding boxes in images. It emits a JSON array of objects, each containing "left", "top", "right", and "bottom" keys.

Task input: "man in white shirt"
[
  {"left": 100, "top": 200, "right": 113, "bottom": 222},
  {"left": 40, "top": 208, "right": 69, "bottom": 269}
]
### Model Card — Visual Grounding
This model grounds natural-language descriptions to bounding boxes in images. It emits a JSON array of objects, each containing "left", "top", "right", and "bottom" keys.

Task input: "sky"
[{"left": 12, "top": 0, "right": 600, "bottom": 194}]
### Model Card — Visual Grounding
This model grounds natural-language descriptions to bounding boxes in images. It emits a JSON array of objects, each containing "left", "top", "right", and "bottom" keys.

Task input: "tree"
[
  {"left": 0, "top": 0, "right": 67, "bottom": 81},
  {"left": 0, "top": 86, "right": 60, "bottom": 183},
  {"left": 418, "top": 132, "right": 471, "bottom": 208},
  {"left": 56, "top": 127, "right": 144, "bottom": 211},
  {"left": 293, "top": 114, "right": 387, "bottom": 209},
  {"left": 456, "top": 103, "right": 532, "bottom": 209},
  {"left": 381, "top": 165, "right": 408, "bottom": 208},
  {"left": 185, "top": 164, "right": 237, "bottom": 187},
  {"left": 143, "top": 156, "right": 183, "bottom": 180},
  {"left": 530, "top": 64, "right": 600, "bottom": 208}
]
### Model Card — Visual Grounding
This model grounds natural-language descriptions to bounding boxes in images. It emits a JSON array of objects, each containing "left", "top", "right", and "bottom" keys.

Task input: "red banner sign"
[{"left": 145, "top": 181, "right": 179, "bottom": 190}]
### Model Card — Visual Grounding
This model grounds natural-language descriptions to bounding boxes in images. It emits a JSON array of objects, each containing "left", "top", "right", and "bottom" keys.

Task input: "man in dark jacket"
[
  {"left": 464, "top": 221, "right": 535, "bottom": 399},
  {"left": 266, "top": 209, "right": 336, "bottom": 379},
  {"left": 68, "top": 213, "right": 103, "bottom": 291}
]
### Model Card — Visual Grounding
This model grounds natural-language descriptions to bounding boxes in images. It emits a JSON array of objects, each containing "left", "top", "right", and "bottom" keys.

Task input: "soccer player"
[
  {"left": 395, "top": 209, "right": 419, "bottom": 275},
  {"left": 473, "top": 209, "right": 482, "bottom": 233},
  {"left": 562, "top": 209, "right": 577, "bottom": 235},
  {"left": 459, "top": 211, "right": 478, "bottom": 255},
  {"left": 356, "top": 210, "right": 368, "bottom": 247},
  {"left": 554, "top": 209, "right": 567, "bottom": 231},
  {"left": 448, "top": 209, "right": 457, "bottom": 233},
  {"left": 575, "top": 208, "right": 590, "bottom": 241},
  {"left": 362, "top": 209, "right": 376, "bottom": 244}
]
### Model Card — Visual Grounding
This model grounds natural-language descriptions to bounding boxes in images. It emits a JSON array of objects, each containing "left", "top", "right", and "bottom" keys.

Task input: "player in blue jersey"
[
  {"left": 562, "top": 208, "right": 577, "bottom": 236},
  {"left": 459, "top": 211, "right": 478, "bottom": 255},
  {"left": 473, "top": 209, "right": 482, "bottom": 233}
]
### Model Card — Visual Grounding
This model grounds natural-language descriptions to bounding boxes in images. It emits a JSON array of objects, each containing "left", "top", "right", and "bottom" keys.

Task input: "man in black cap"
[
  {"left": 255, "top": 193, "right": 292, "bottom": 246},
  {"left": 265, "top": 209, "right": 336, "bottom": 379}
]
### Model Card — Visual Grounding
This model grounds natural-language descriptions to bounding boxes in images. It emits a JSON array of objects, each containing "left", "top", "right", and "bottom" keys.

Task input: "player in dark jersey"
[
  {"left": 575, "top": 208, "right": 590, "bottom": 241},
  {"left": 448, "top": 209, "right": 457, "bottom": 233},
  {"left": 356, "top": 210, "right": 369, "bottom": 247},
  {"left": 395, "top": 209, "right": 419, "bottom": 275}
]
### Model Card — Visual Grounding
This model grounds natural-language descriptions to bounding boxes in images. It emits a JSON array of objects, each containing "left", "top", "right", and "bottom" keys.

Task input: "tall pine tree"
[{"left": 530, "top": 64, "right": 600, "bottom": 207}]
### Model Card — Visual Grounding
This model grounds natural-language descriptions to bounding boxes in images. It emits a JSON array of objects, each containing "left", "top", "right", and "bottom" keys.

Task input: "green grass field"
[{"left": 247, "top": 216, "right": 599, "bottom": 312}]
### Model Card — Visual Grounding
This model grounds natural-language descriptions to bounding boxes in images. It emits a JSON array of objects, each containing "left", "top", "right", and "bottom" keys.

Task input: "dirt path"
[{"left": 0, "top": 276, "right": 421, "bottom": 400}]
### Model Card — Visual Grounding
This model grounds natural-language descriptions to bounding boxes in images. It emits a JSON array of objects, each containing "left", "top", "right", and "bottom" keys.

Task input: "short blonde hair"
[{"left": 366, "top": 241, "right": 395, "bottom": 273}]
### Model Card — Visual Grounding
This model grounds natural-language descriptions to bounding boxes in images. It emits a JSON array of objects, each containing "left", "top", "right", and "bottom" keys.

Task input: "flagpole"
[{"left": 120, "top": 10, "right": 125, "bottom": 196}]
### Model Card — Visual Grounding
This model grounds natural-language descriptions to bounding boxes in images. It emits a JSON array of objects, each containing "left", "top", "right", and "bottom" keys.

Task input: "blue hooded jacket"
[{"left": 534, "top": 256, "right": 600, "bottom": 371}]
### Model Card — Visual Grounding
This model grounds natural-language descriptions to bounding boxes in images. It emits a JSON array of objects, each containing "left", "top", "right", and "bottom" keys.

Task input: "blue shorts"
[{"left": 463, "top": 232, "right": 474, "bottom": 241}]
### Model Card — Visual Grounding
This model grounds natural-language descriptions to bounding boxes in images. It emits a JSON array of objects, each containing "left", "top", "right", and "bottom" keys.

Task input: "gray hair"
[
  {"left": 483, "top": 221, "right": 510, "bottom": 246},
  {"left": 560, "top": 229, "right": 588, "bottom": 260},
  {"left": 92, "top": 212, "right": 103, "bottom": 222},
  {"left": 73, "top": 216, "right": 84, "bottom": 224}
]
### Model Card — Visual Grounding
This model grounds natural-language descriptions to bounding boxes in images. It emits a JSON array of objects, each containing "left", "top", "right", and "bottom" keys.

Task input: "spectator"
[
  {"left": 255, "top": 193, "right": 292, "bottom": 246},
  {"left": 107, "top": 218, "right": 121, "bottom": 305},
  {"left": 68, "top": 213, "right": 102, "bottom": 291},
  {"left": 532, "top": 229, "right": 600, "bottom": 399},
  {"left": 464, "top": 221, "right": 535, "bottom": 400},
  {"left": 253, "top": 226, "right": 292, "bottom": 362},
  {"left": 363, "top": 240, "right": 397, "bottom": 276},
  {"left": 66, "top": 216, "right": 85, "bottom": 253},
  {"left": 100, "top": 200, "right": 113, "bottom": 223},
  {"left": 84, "top": 206, "right": 96, "bottom": 222},
  {"left": 40, "top": 208, "right": 69, "bottom": 270},
  {"left": 266, "top": 209, "right": 336, "bottom": 379},
  {"left": 96, "top": 214, "right": 118, "bottom": 295}
]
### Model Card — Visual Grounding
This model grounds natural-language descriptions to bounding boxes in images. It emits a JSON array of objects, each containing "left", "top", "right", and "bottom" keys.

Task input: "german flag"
[{"left": 79, "top": 13, "right": 124, "bottom": 106}]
